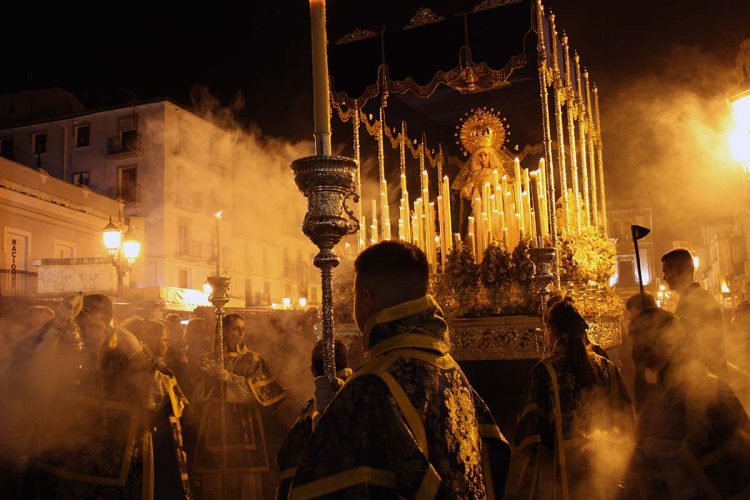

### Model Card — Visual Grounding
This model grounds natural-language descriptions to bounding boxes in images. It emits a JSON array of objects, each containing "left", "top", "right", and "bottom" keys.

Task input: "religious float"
[{"left": 311, "top": 0, "right": 623, "bottom": 363}]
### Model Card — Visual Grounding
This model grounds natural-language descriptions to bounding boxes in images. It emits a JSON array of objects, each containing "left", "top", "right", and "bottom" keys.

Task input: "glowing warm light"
[
  {"left": 282, "top": 297, "right": 292, "bottom": 308},
  {"left": 215, "top": 210, "right": 223, "bottom": 219},
  {"left": 299, "top": 297, "right": 307, "bottom": 308},
  {"left": 122, "top": 230, "right": 141, "bottom": 264},
  {"left": 181, "top": 289, "right": 211, "bottom": 307},
  {"left": 721, "top": 280, "right": 731, "bottom": 294},
  {"left": 692, "top": 256, "right": 699, "bottom": 270},
  {"left": 203, "top": 282, "right": 213, "bottom": 294},
  {"left": 101, "top": 219, "right": 122, "bottom": 255},
  {"left": 729, "top": 91, "right": 750, "bottom": 171}
]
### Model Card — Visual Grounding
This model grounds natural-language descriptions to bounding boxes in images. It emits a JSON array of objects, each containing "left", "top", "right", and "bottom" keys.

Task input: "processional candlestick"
[{"left": 293, "top": 0, "right": 359, "bottom": 381}]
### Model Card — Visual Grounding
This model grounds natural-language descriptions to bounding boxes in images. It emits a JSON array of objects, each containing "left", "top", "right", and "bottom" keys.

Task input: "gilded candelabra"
[{"left": 291, "top": 155, "right": 359, "bottom": 380}]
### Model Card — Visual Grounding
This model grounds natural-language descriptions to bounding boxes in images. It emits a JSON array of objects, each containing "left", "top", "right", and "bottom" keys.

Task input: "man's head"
[
  {"left": 222, "top": 313, "right": 245, "bottom": 351},
  {"left": 78, "top": 294, "right": 114, "bottom": 350},
  {"left": 629, "top": 307, "right": 682, "bottom": 371},
  {"left": 353, "top": 241, "right": 429, "bottom": 332},
  {"left": 130, "top": 319, "right": 169, "bottom": 359},
  {"left": 311, "top": 339, "right": 349, "bottom": 378},
  {"left": 625, "top": 293, "right": 657, "bottom": 322},
  {"left": 185, "top": 317, "right": 211, "bottom": 353},
  {"left": 661, "top": 248, "right": 695, "bottom": 291}
]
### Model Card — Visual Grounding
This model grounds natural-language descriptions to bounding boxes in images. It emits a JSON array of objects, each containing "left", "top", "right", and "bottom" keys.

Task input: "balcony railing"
[
  {"left": 107, "top": 133, "right": 140, "bottom": 155},
  {"left": 0, "top": 269, "right": 38, "bottom": 296}
]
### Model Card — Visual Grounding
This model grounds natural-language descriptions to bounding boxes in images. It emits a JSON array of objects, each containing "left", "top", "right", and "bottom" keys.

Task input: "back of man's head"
[
  {"left": 311, "top": 339, "right": 349, "bottom": 378},
  {"left": 661, "top": 248, "right": 694, "bottom": 275},
  {"left": 626, "top": 292, "right": 657, "bottom": 314},
  {"left": 354, "top": 241, "right": 429, "bottom": 308},
  {"left": 82, "top": 294, "right": 114, "bottom": 321}
]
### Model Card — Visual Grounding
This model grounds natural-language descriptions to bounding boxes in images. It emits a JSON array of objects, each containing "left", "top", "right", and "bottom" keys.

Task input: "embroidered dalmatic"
[
  {"left": 508, "top": 346, "right": 634, "bottom": 500},
  {"left": 192, "top": 345, "right": 286, "bottom": 499},
  {"left": 288, "top": 295, "right": 510, "bottom": 499}
]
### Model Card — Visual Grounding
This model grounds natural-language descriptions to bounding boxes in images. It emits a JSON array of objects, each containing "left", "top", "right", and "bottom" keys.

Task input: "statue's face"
[{"left": 477, "top": 150, "right": 491, "bottom": 168}]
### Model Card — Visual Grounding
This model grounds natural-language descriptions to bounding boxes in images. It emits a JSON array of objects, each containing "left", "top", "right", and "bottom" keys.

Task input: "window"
[
  {"left": 32, "top": 131, "right": 47, "bottom": 154},
  {"left": 118, "top": 165, "right": 138, "bottom": 202},
  {"left": 75, "top": 124, "right": 90, "bottom": 147},
  {"left": 245, "top": 279, "right": 253, "bottom": 307},
  {"left": 178, "top": 268, "right": 190, "bottom": 289},
  {"left": 72, "top": 171, "right": 90, "bottom": 186},
  {"left": 0, "top": 137, "right": 13, "bottom": 159},
  {"left": 178, "top": 222, "right": 189, "bottom": 255},
  {"left": 263, "top": 281, "right": 271, "bottom": 305},
  {"left": 121, "top": 129, "right": 138, "bottom": 151}
]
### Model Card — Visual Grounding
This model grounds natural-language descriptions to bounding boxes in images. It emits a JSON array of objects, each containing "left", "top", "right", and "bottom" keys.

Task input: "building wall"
[
  {"left": 0, "top": 157, "right": 120, "bottom": 272},
  {"left": 0, "top": 100, "right": 320, "bottom": 307}
]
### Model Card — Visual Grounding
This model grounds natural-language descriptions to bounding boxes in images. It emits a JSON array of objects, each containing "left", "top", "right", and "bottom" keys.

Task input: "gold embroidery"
[
  {"left": 363, "top": 295, "right": 437, "bottom": 347},
  {"left": 289, "top": 466, "right": 397, "bottom": 499},
  {"left": 444, "top": 384, "right": 481, "bottom": 474}
]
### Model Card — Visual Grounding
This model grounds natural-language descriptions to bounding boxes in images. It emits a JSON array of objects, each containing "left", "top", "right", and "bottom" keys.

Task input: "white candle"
[
  {"left": 309, "top": 0, "right": 331, "bottom": 137},
  {"left": 215, "top": 211, "right": 223, "bottom": 275}
]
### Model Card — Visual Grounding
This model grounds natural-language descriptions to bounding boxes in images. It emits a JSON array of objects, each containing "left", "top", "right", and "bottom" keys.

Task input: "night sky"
[{"left": 2, "top": 0, "right": 749, "bottom": 250}]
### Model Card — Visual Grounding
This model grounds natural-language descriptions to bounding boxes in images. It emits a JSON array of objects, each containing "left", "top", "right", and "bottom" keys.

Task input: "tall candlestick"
[
  {"left": 442, "top": 176, "right": 453, "bottom": 254},
  {"left": 437, "top": 195, "right": 446, "bottom": 269},
  {"left": 371, "top": 199, "right": 378, "bottom": 244},
  {"left": 215, "top": 211, "right": 223, "bottom": 275},
  {"left": 513, "top": 158, "right": 524, "bottom": 233},
  {"left": 429, "top": 202, "right": 437, "bottom": 266},
  {"left": 309, "top": 0, "right": 331, "bottom": 154}
]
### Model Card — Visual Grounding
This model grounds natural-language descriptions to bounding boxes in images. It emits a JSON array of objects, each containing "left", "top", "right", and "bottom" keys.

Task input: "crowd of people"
[{"left": 0, "top": 240, "right": 749, "bottom": 499}]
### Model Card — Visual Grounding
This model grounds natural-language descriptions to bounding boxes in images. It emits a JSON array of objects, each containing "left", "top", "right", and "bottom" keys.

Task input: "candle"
[
  {"left": 442, "top": 176, "right": 453, "bottom": 254},
  {"left": 360, "top": 214, "right": 366, "bottom": 248},
  {"left": 215, "top": 211, "right": 223, "bottom": 275},
  {"left": 429, "top": 202, "right": 437, "bottom": 266},
  {"left": 309, "top": 0, "right": 331, "bottom": 141},
  {"left": 437, "top": 195, "right": 446, "bottom": 269},
  {"left": 492, "top": 168, "right": 499, "bottom": 189}
]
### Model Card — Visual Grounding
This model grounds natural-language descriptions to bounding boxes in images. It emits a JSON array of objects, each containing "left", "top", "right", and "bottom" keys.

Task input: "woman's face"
[{"left": 477, "top": 150, "right": 491, "bottom": 168}]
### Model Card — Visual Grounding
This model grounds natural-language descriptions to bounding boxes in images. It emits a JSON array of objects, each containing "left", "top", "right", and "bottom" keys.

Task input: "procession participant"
[
  {"left": 21, "top": 305, "right": 55, "bottom": 331},
  {"left": 192, "top": 313, "right": 286, "bottom": 499},
  {"left": 275, "top": 338, "right": 350, "bottom": 500},
  {"left": 623, "top": 292, "right": 658, "bottom": 408},
  {"left": 661, "top": 248, "right": 727, "bottom": 377},
  {"left": 289, "top": 241, "right": 510, "bottom": 499},
  {"left": 629, "top": 308, "right": 750, "bottom": 498},
  {"left": 27, "top": 294, "right": 156, "bottom": 499},
  {"left": 181, "top": 318, "right": 212, "bottom": 396},
  {"left": 509, "top": 297, "right": 634, "bottom": 499},
  {"left": 126, "top": 318, "right": 193, "bottom": 500}
]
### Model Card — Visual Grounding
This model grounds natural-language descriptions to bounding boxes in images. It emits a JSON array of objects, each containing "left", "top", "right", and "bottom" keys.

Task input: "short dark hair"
[
  {"left": 354, "top": 241, "right": 429, "bottom": 306},
  {"left": 82, "top": 294, "right": 114, "bottom": 320},
  {"left": 222, "top": 313, "right": 244, "bottom": 332},
  {"left": 625, "top": 292, "right": 657, "bottom": 312},
  {"left": 311, "top": 339, "right": 348, "bottom": 377},
  {"left": 163, "top": 313, "right": 182, "bottom": 325},
  {"left": 661, "top": 248, "right": 694, "bottom": 274}
]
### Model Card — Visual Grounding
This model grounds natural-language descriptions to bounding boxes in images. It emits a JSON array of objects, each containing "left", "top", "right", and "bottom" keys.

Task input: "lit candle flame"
[{"left": 215, "top": 210, "right": 223, "bottom": 218}]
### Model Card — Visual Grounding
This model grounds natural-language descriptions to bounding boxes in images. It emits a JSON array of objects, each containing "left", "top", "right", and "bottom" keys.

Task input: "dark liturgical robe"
[
  {"left": 288, "top": 295, "right": 510, "bottom": 499},
  {"left": 192, "top": 345, "right": 286, "bottom": 499}
]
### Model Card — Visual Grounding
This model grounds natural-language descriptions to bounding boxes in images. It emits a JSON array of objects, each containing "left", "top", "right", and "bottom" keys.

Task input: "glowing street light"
[
  {"left": 728, "top": 89, "right": 750, "bottom": 172},
  {"left": 101, "top": 218, "right": 141, "bottom": 299}
]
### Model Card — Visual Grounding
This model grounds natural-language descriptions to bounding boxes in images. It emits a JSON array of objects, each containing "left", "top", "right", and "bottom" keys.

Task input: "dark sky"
[{"left": 2, "top": 0, "right": 749, "bottom": 251}]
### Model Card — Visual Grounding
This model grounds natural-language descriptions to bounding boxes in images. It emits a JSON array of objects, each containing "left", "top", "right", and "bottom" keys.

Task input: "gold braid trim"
[
  {"left": 368, "top": 334, "right": 450, "bottom": 360},
  {"left": 513, "top": 435, "right": 541, "bottom": 455},
  {"left": 415, "top": 462, "right": 442, "bottom": 500},
  {"left": 516, "top": 402, "right": 542, "bottom": 424},
  {"left": 482, "top": 444, "right": 496, "bottom": 500},
  {"left": 542, "top": 356, "right": 570, "bottom": 500},
  {"left": 363, "top": 295, "right": 438, "bottom": 348},
  {"left": 479, "top": 423, "right": 504, "bottom": 441},
  {"left": 280, "top": 467, "right": 297, "bottom": 480},
  {"left": 289, "top": 466, "right": 397, "bottom": 500}
]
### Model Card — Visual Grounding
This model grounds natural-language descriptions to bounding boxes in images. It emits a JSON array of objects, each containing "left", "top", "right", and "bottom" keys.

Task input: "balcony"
[
  {"left": 0, "top": 269, "right": 38, "bottom": 296},
  {"left": 106, "top": 185, "right": 142, "bottom": 204},
  {"left": 176, "top": 240, "right": 203, "bottom": 261},
  {"left": 107, "top": 131, "right": 140, "bottom": 155}
]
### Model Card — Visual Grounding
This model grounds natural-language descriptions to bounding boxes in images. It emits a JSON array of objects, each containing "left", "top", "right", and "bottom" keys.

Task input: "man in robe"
[
  {"left": 289, "top": 241, "right": 510, "bottom": 498},
  {"left": 275, "top": 338, "right": 350, "bottom": 499},
  {"left": 192, "top": 313, "right": 286, "bottom": 499},
  {"left": 661, "top": 248, "right": 727, "bottom": 377},
  {"left": 629, "top": 308, "right": 750, "bottom": 498},
  {"left": 27, "top": 294, "right": 156, "bottom": 498}
]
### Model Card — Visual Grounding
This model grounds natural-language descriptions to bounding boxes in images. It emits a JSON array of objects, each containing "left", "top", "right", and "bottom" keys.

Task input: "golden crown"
[{"left": 455, "top": 107, "right": 508, "bottom": 156}]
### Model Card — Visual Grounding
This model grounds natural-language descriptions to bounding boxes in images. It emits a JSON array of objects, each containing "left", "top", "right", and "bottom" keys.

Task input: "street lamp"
[
  {"left": 728, "top": 89, "right": 750, "bottom": 173},
  {"left": 101, "top": 217, "right": 141, "bottom": 299}
]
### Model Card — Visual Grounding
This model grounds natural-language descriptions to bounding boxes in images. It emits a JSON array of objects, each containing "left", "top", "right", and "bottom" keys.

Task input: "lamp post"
[
  {"left": 729, "top": 89, "right": 750, "bottom": 174},
  {"left": 101, "top": 217, "right": 141, "bottom": 299}
]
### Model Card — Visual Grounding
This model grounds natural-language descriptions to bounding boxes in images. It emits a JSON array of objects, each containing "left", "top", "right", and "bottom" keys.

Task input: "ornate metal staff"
[
  {"left": 293, "top": 0, "right": 359, "bottom": 382},
  {"left": 207, "top": 274, "right": 231, "bottom": 500}
]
